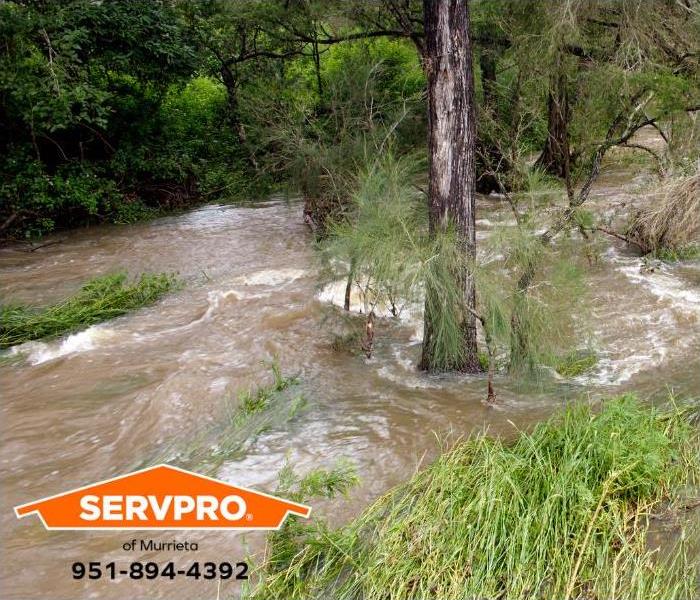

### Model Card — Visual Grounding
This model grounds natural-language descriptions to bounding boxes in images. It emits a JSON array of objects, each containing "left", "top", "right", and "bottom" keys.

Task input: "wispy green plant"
[
  {"left": 652, "top": 244, "right": 700, "bottom": 262},
  {"left": 250, "top": 395, "right": 700, "bottom": 600},
  {"left": 264, "top": 460, "right": 360, "bottom": 577},
  {"left": 229, "top": 360, "right": 300, "bottom": 429},
  {"left": 325, "top": 153, "right": 479, "bottom": 370},
  {"left": 488, "top": 221, "right": 589, "bottom": 375},
  {"left": 420, "top": 226, "right": 475, "bottom": 371},
  {"left": 325, "top": 151, "right": 428, "bottom": 305},
  {"left": 0, "top": 272, "right": 179, "bottom": 348},
  {"left": 325, "top": 153, "right": 591, "bottom": 377}
]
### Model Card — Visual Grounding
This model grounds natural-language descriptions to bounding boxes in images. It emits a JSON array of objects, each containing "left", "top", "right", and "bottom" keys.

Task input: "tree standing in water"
[{"left": 420, "top": 0, "right": 480, "bottom": 372}]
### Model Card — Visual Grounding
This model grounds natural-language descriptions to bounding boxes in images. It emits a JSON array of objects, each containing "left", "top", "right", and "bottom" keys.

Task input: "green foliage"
[
  {"left": 162, "top": 77, "right": 227, "bottom": 139},
  {"left": 251, "top": 395, "right": 700, "bottom": 600},
  {"left": 202, "top": 363, "right": 305, "bottom": 467},
  {"left": 250, "top": 35, "right": 426, "bottom": 231},
  {"left": 477, "top": 350, "right": 491, "bottom": 371},
  {"left": 325, "top": 152, "right": 480, "bottom": 369},
  {"left": 266, "top": 460, "right": 360, "bottom": 576},
  {"left": 324, "top": 152, "right": 590, "bottom": 373},
  {"left": 0, "top": 272, "right": 178, "bottom": 348},
  {"left": 278, "top": 460, "right": 360, "bottom": 503},
  {"left": 0, "top": 157, "right": 123, "bottom": 237},
  {"left": 321, "top": 38, "right": 425, "bottom": 132},
  {"left": 421, "top": 228, "right": 475, "bottom": 371},
  {"left": 0, "top": 0, "right": 253, "bottom": 239},
  {"left": 326, "top": 153, "right": 427, "bottom": 300},
  {"left": 232, "top": 359, "right": 300, "bottom": 427}
]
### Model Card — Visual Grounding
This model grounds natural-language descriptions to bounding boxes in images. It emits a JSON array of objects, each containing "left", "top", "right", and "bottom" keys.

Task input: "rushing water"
[{"left": 1, "top": 171, "right": 699, "bottom": 599}]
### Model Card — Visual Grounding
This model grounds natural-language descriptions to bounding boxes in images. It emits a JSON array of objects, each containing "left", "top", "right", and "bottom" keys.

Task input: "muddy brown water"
[{"left": 1, "top": 173, "right": 699, "bottom": 599}]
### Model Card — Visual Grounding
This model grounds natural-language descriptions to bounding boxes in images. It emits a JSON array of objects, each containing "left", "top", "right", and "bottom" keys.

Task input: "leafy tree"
[{"left": 0, "top": 0, "right": 196, "bottom": 236}]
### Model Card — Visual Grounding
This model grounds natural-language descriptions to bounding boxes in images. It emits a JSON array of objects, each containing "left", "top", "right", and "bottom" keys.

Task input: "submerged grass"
[
  {"left": 139, "top": 361, "right": 306, "bottom": 475},
  {"left": 553, "top": 350, "right": 598, "bottom": 378},
  {"left": 204, "top": 365, "right": 305, "bottom": 472},
  {"left": 251, "top": 395, "right": 699, "bottom": 600},
  {"left": 0, "top": 272, "right": 178, "bottom": 348}
]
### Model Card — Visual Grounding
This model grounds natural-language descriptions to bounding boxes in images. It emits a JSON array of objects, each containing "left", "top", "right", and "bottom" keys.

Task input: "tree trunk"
[
  {"left": 476, "top": 48, "right": 506, "bottom": 194},
  {"left": 220, "top": 65, "right": 245, "bottom": 145},
  {"left": 535, "top": 68, "right": 571, "bottom": 178},
  {"left": 420, "top": 0, "right": 480, "bottom": 373},
  {"left": 479, "top": 49, "right": 497, "bottom": 108},
  {"left": 220, "top": 64, "right": 259, "bottom": 171}
]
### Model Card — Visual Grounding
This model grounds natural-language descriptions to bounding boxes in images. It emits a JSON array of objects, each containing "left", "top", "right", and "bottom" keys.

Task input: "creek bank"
[{"left": 252, "top": 395, "right": 699, "bottom": 600}]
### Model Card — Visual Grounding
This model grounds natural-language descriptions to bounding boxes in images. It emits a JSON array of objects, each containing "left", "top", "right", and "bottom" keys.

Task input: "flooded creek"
[{"left": 1, "top": 175, "right": 699, "bottom": 598}]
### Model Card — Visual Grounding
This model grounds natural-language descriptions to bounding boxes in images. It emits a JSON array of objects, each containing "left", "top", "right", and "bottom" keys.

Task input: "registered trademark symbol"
[{"left": 246, "top": 513, "right": 253, "bottom": 521}]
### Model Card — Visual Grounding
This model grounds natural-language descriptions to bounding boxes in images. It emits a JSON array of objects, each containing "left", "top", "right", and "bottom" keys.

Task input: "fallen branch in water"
[
  {"left": 591, "top": 226, "right": 645, "bottom": 250},
  {"left": 21, "top": 239, "right": 66, "bottom": 253}
]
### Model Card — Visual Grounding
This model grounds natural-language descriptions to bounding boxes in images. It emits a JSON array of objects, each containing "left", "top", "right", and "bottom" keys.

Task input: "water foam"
[
  {"left": 575, "top": 248, "right": 698, "bottom": 385},
  {"left": 234, "top": 268, "right": 307, "bottom": 286},
  {"left": 607, "top": 248, "right": 700, "bottom": 314},
  {"left": 12, "top": 326, "right": 117, "bottom": 365},
  {"left": 317, "top": 279, "right": 423, "bottom": 334}
]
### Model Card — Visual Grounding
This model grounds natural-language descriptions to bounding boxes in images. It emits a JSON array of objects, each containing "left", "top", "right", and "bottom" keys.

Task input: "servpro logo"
[{"left": 13, "top": 464, "right": 311, "bottom": 530}]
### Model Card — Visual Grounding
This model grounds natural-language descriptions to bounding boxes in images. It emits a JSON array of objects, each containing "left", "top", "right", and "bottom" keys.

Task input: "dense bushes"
[
  {"left": 0, "top": 1, "right": 426, "bottom": 241},
  {"left": 0, "top": 1, "right": 246, "bottom": 240}
]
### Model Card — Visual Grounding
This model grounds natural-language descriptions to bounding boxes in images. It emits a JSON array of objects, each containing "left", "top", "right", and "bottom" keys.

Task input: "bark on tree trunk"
[
  {"left": 420, "top": 0, "right": 480, "bottom": 373},
  {"left": 535, "top": 68, "right": 571, "bottom": 178},
  {"left": 220, "top": 64, "right": 259, "bottom": 171},
  {"left": 220, "top": 65, "right": 245, "bottom": 145}
]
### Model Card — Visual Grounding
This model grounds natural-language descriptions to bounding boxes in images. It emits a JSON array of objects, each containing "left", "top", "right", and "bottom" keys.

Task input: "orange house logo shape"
[{"left": 14, "top": 464, "right": 311, "bottom": 530}]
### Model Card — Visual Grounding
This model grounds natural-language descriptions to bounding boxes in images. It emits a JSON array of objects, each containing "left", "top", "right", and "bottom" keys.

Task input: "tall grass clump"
[
  {"left": 0, "top": 272, "right": 178, "bottom": 348},
  {"left": 251, "top": 395, "right": 699, "bottom": 600},
  {"left": 629, "top": 167, "right": 700, "bottom": 257}
]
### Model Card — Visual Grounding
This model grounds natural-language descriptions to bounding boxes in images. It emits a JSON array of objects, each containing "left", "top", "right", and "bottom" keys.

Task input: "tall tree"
[{"left": 420, "top": 0, "right": 480, "bottom": 372}]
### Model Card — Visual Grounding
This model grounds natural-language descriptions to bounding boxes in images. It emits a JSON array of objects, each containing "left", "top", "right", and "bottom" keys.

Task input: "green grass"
[
  {"left": 250, "top": 395, "right": 699, "bottom": 600},
  {"left": 0, "top": 272, "right": 178, "bottom": 348},
  {"left": 229, "top": 360, "right": 301, "bottom": 429},
  {"left": 554, "top": 350, "right": 598, "bottom": 378},
  {"left": 652, "top": 244, "right": 700, "bottom": 262},
  {"left": 204, "top": 363, "right": 305, "bottom": 470}
]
